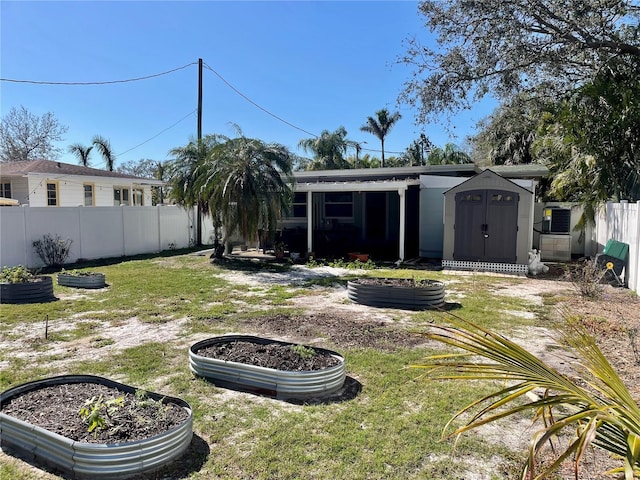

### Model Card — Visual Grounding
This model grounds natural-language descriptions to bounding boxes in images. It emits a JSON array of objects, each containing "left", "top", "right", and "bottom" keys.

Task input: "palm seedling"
[{"left": 412, "top": 315, "right": 640, "bottom": 479}]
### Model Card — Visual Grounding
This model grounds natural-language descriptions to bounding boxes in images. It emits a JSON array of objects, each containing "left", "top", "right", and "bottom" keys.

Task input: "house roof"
[
  {"left": 292, "top": 163, "right": 548, "bottom": 184},
  {"left": 0, "top": 159, "right": 163, "bottom": 184}
]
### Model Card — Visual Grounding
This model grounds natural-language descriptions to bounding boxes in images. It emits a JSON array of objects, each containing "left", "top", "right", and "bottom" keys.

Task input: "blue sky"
[{"left": 1, "top": 1, "right": 496, "bottom": 169}]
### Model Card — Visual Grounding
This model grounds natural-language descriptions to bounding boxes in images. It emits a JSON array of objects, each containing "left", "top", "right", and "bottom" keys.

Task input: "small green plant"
[
  {"left": 60, "top": 269, "right": 98, "bottom": 276},
  {"left": 32, "top": 234, "right": 72, "bottom": 268},
  {"left": 0, "top": 265, "right": 35, "bottom": 283},
  {"left": 79, "top": 395, "right": 125, "bottom": 436},
  {"left": 291, "top": 344, "right": 316, "bottom": 359}
]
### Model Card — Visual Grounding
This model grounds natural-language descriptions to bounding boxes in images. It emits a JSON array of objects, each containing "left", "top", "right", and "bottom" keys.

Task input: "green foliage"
[
  {"left": 400, "top": 0, "right": 640, "bottom": 123},
  {"left": 0, "top": 265, "right": 34, "bottom": 284},
  {"left": 79, "top": 395, "right": 125, "bottom": 435},
  {"left": 32, "top": 233, "right": 72, "bottom": 267},
  {"left": 298, "top": 126, "right": 354, "bottom": 170},
  {"left": 413, "top": 315, "right": 640, "bottom": 479},
  {"left": 290, "top": 344, "right": 316, "bottom": 359},
  {"left": 360, "top": 109, "right": 402, "bottom": 167},
  {"left": 426, "top": 143, "right": 471, "bottom": 165}
]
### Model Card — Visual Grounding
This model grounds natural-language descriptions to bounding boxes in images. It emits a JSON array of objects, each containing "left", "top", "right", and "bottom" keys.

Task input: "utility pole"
[{"left": 196, "top": 58, "right": 203, "bottom": 247}]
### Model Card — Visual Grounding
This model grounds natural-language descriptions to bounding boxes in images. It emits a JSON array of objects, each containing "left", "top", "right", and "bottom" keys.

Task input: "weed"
[
  {"left": 79, "top": 395, "right": 125, "bottom": 436},
  {"left": 563, "top": 259, "right": 605, "bottom": 298},
  {"left": 290, "top": 344, "right": 315, "bottom": 359}
]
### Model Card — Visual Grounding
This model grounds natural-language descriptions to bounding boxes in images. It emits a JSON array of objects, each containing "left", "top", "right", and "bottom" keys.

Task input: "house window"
[
  {"left": 133, "top": 188, "right": 144, "bottom": 206},
  {"left": 324, "top": 192, "right": 353, "bottom": 218},
  {"left": 46, "top": 181, "right": 59, "bottom": 206},
  {"left": 114, "top": 187, "right": 130, "bottom": 206},
  {"left": 0, "top": 182, "right": 11, "bottom": 198},
  {"left": 83, "top": 183, "right": 94, "bottom": 206},
  {"left": 292, "top": 192, "right": 307, "bottom": 217}
]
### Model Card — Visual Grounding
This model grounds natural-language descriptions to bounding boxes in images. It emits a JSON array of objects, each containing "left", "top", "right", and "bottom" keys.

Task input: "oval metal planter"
[
  {"left": 0, "top": 375, "right": 193, "bottom": 480},
  {"left": 57, "top": 272, "right": 106, "bottom": 289},
  {"left": 189, "top": 335, "right": 346, "bottom": 400},
  {"left": 0, "top": 276, "right": 56, "bottom": 304},
  {"left": 347, "top": 279, "right": 445, "bottom": 310}
]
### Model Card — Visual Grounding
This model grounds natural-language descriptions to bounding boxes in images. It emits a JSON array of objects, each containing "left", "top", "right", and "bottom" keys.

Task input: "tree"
[
  {"left": 298, "top": 127, "right": 354, "bottom": 170},
  {"left": 92, "top": 135, "right": 115, "bottom": 171},
  {"left": 68, "top": 143, "right": 93, "bottom": 167},
  {"left": 0, "top": 106, "right": 68, "bottom": 162},
  {"left": 471, "top": 94, "right": 546, "bottom": 166},
  {"left": 399, "top": 0, "right": 640, "bottom": 124},
  {"left": 200, "top": 130, "right": 295, "bottom": 248},
  {"left": 360, "top": 109, "right": 402, "bottom": 167},
  {"left": 427, "top": 143, "right": 471, "bottom": 165},
  {"left": 118, "top": 158, "right": 170, "bottom": 204}
]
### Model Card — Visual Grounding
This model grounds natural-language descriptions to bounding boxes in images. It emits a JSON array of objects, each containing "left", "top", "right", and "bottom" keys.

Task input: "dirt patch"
[{"left": 239, "top": 313, "right": 428, "bottom": 352}]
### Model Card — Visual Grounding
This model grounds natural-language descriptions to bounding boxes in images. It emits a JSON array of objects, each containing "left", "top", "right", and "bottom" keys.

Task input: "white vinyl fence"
[
  {"left": 0, "top": 205, "right": 214, "bottom": 269},
  {"left": 591, "top": 201, "right": 640, "bottom": 294}
]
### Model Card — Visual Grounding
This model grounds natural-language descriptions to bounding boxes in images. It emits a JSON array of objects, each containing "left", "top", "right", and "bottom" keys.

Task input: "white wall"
[{"left": 0, "top": 205, "right": 207, "bottom": 269}]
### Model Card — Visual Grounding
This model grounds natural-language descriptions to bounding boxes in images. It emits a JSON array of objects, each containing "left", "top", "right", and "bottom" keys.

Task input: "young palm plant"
[{"left": 412, "top": 315, "right": 640, "bottom": 479}]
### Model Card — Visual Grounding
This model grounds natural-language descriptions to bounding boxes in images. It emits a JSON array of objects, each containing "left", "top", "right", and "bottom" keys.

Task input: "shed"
[{"left": 441, "top": 169, "right": 535, "bottom": 275}]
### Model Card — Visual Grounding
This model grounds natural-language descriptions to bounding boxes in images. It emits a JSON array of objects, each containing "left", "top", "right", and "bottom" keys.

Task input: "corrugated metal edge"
[
  {"left": 57, "top": 273, "right": 106, "bottom": 289},
  {"left": 0, "top": 276, "right": 56, "bottom": 303},
  {"left": 190, "top": 335, "right": 346, "bottom": 400},
  {"left": 0, "top": 375, "right": 193, "bottom": 480},
  {"left": 347, "top": 280, "right": 445, "bottom": 310}
]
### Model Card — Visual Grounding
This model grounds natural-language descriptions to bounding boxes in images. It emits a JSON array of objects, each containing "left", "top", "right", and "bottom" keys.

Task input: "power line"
[
  {"left": 203, "top": 62, "right": 318, "bottom": 138},
  {"left": 0, "top": 62, "right": 197, "bottom": 85},
  {"left": 116, "top": 109, "right": 197, "bottom": 157}
]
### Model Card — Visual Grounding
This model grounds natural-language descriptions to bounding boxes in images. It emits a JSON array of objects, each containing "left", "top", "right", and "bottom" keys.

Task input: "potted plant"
[
  {"left": 0, "top": 266, "right": 56, "bottom": 304},
  {"left": 57, "top": 269, "right": 106, "bottom": 289}
]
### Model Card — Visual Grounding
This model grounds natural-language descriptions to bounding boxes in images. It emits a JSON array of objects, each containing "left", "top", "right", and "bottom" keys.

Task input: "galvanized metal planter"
[
  {"left": 0, "top": 276, "right": 56, "bottom": 304},
  {"left": 0, "top": 375, "right": 193, "bottom": 480},
  {"left": 347, "top": 279, "right": 445, "bottom": 310},
  {"left": 57, "top": 272, "right": 106, "bottom": 289},
  {"left": 189, "top": 335, "right": 346, "bottom": 399}
]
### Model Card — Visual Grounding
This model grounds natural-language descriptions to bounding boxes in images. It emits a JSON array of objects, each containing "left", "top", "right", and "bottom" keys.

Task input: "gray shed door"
[{"left": 454, "top": 189, "right": 519, "bottom": 263}]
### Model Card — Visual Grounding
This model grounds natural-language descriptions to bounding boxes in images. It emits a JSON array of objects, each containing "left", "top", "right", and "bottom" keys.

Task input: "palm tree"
[
  {"left": 427, "top": 143, "right": 471, "bottom": 165},
  {"left": 92, "top": 135, "right": 115, "bottom": 171},
  {"left": 360, "top": 109, "right": 402, "bottom": 167},
  {"left": 68, "top": 143, "right": 93, "bottom": 167},
  {"left": 200, "top": 130, "right": 295, "bottom": 248},
  {"left": 298, "top": 127, "right": 353, "bottom": 170},
  {"left": 413, "top": 316, "right": 640, "bottom": 479}
]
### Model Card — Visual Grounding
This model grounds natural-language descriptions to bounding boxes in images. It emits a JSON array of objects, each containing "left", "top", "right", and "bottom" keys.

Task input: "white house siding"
[{"left": 19, "top": 174, "right": 154, "bottom": 207}]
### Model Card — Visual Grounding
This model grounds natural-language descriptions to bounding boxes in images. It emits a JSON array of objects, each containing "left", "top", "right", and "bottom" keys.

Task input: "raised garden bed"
[
  {"left": 57, "top": 272, "right": 106, "bottom": 289},
  {"left": 189, "top": 335, "right": 346, "bottom": 400},
  {"left": 0, "top": 374, "right": 193, "bottom": 479},
  {"left": 0, "top": 275, "right": 56, "bottom": 304},
  {"left": 347, "top": 278, "right": 445, "bottom": 310}
]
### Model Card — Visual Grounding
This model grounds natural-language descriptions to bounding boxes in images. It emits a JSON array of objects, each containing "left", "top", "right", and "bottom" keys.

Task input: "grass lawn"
[{"left": 0, "top": 252, "right": 553, "bottom": 479}]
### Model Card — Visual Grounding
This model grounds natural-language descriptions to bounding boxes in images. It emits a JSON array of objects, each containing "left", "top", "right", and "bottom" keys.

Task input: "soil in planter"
[
  {"left": 1, "top": 383, "right": 189, "bottom": 444},
  {"left": 354, "top": 278, "right": 441, "bottom": 287},
  {"left": 196, "top": 341, "right": 341, "bottom": 371}
]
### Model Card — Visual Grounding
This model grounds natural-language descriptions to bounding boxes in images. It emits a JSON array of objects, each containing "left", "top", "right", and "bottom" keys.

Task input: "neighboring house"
[
  {"left": 0, "top": 160, "right": 164, "bottom": 207},
  {"left": 284, "top": 164, "right": 548, "bottom": 266}
]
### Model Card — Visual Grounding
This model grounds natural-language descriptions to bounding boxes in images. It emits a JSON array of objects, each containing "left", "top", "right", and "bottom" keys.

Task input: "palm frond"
[{"left": 411, "top": 315, "right": 640, "bottom": 479}]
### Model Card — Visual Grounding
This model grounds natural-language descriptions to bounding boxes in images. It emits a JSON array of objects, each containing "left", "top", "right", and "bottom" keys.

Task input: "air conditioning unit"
[{"left": 542, "top": 207, "right": 571, "bottom": 234}]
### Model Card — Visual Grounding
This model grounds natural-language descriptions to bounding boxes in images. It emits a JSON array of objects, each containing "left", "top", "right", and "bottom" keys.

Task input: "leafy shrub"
[
  {"left": 0, "top": 265, "right": 35, "bottom": 284},
  {"left": 32, "top": 234, "right": 72, "bottom": 268}
]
